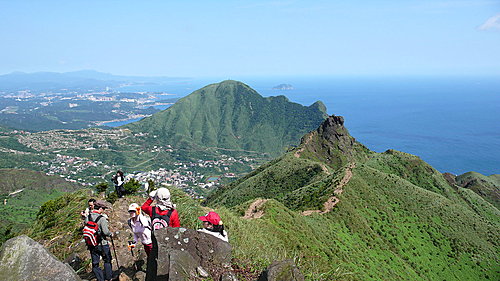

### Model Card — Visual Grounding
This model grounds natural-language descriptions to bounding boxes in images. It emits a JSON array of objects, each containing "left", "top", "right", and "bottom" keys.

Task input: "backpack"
[
  {"left": 83, "top": 214, "right": 103, "bottom": 246},
  {"left": 151, "top": 208, "right": 173, "bottom": 230}
]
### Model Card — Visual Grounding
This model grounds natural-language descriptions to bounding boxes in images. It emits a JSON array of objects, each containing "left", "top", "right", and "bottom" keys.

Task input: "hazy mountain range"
[{"left": 0, "top": 70, "right": 187, "bottom": 92}]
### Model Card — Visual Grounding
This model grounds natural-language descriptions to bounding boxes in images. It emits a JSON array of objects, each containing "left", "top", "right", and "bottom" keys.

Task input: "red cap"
[{"left": 198, "top": 211, "right": 221, "bottom": 225}]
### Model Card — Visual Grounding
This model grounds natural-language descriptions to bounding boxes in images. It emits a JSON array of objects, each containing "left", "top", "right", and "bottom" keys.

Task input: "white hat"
[
  {"left": 156, "top": 188, "right": 170, "bottom": 200},
  {"left": 128, "top": 203, "right": 140, "bottom": 212},
  {"left": 155, "top": 188, "right": 175, "bottom": 210}
]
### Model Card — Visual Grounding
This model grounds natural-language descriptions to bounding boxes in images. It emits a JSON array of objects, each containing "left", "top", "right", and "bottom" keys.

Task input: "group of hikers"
[{"left": 81, "top": 183, "right": 228, "bottom": 281}]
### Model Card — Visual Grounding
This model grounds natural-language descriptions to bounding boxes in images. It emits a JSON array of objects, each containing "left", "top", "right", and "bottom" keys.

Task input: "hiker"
[
  {"left": 141, "top": 187, "right": 180, "bottom": 228},
  {"left": 198, "top": 211, "right": 228, "bottom": 242},
  {"left": 84, "top": 200, "right": 113, "bottom": 281},
  {"left": 81, "top": 198, "right": 96, "bottom": 218},
  {"left": 112, "top": 170, "right": 125, "bottom": 198},
  {"left": 141, "top": 187, "right": 180, "bottom": 281},
  {"left": 127, "top": 203, "right": 153, "bottom": 256}
]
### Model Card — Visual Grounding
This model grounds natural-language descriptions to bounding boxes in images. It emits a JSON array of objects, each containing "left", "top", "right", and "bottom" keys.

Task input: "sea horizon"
[{"left": 115, "top": 75, "right": 500, "bottom": 176}]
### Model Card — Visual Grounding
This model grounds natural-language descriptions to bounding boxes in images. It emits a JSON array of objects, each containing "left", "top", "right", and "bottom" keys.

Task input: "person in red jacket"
[
  {"left": 142, "top": 187, "right": 180, "bottom": 281},
  {"left": 141, "top": 187, "right": 180, "bottom": 228}
]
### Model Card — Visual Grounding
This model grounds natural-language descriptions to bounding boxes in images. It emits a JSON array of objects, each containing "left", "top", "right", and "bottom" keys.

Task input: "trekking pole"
[
  {"left": 128, "top": 241, "right": 139, "bottom": 271},
  {"left": 110, "top": 235, "right": 120, "bottom": 270}
]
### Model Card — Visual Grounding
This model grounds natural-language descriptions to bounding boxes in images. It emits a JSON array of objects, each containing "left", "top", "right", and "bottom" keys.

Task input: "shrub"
[
  {"left": 95, "top": 182, "right": 109, "bottom": 194},
  {"left": 124, "top": 178, "right": 142, "bottom": 195},
  {"left": 106, "top": 191, "right": 118, "bottom": 204},
  {"left": 147, "top": 179, "right": 156, "bottom": 193}
]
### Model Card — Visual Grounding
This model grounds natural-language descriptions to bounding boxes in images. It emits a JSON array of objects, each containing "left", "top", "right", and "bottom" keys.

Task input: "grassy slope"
[
  {"left": 13, "top": 163, "right": 499, "bottom": 280},
  {"left": 0, "top": 169, "right": 80, "bottom": 245},
  {"left": 207, "top": 154, "right": 332, "bottom": 209},
  {"left": 205, "top": 145, "right": 499, "bottom": 280},
  {"left": 125, "top": 80, "right": 328, "bottom": 156},
  {"left": 455, "top": 171, "right": 500, "bottom": 209},
  {"left": 215, "top": 163, "right": 499, "bottom": 280}
]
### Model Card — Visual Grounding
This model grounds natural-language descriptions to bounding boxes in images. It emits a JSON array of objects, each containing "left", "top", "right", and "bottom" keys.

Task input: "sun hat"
[
  {"left": 155, "top": 187, "right": 175, "bottom": 210},
  {"left": 128, "top": 203, "right": 140, "bottom": 212},
  {"left": 198, "top": 211, "right": 222, "bottom": 225}
]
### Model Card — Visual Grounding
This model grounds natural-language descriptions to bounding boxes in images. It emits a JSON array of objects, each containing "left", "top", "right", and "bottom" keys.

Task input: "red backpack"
[{"left": 83, "top": 214, "right": 103, "bottom": 246}]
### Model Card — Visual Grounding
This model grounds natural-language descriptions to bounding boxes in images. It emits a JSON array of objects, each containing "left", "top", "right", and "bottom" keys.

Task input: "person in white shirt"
[
  {"left": 197, "top": 211, "right": 228, "bottom": 243},
  {"left": 112, "top": 170, "right": 125, "bottom": 198},
  {"left": 127, "top": 203, "right": 153, "bottom": 256}
]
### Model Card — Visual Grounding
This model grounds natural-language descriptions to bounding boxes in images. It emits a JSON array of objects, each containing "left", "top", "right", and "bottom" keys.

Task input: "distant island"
[{"left": 272, "top": 83, "right": 294, "bottom": 90}]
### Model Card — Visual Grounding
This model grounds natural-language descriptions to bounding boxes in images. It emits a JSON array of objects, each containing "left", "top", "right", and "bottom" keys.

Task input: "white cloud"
[{"left": 479, "top": 14, "right": 500, "bottom": 31}]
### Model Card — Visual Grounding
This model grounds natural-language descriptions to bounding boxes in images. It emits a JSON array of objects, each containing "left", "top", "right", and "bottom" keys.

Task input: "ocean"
[{"left": 117, "top": 76, "right": 500, "bottom": 176}]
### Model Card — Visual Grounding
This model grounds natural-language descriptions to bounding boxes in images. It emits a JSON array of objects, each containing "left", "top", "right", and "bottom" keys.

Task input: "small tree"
[
  {"left": 95, "top": 182, "right": 109, "bottom": 195},
  {"left": 123, "top": 178, "right": 141, "bottom": 195},
  {"left": 147, "top": 179, "right": 156, "bottom": 193},
  {"left": 106, "top": 191, "right": 118, "bottom": 204}
]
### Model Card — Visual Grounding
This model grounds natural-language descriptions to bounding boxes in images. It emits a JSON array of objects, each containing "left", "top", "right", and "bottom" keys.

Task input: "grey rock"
[
  {"left": 0, "top": 235, "right": 81, "bottom": 281},
  {"left": 197, "top": 266, "right": 209, "bottom": 278},
  {"left": 220, "top": 271, "right": 238, "bottom": 281},
  {"left": 148, "top": 227, "right": 232, "bottom": 280},
  {"left": 258, "top": 260, "right": 304, "bottom": 281}
]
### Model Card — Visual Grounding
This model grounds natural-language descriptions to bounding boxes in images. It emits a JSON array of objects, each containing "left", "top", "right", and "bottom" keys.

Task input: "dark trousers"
[
  {"left": 115, "top": 185, "right": 124, "bottom": 198},
  {"left": 145, "top": 233, "right": 158, "bottom": 281},
  {"left": 89, "top": 244, "right": 113, "bottom": 281}
]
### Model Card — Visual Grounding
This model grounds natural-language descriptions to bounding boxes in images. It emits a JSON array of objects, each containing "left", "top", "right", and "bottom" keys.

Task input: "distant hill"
[
  {"left": 206, "top": 115, "right": 499, "bottom": 280},
  {"left": 125, "top": 80, "right": 328, "bottom": 156},
  {"left": 0, "top": 169, "right": 80, "bottom": 234},
  {"left": 447, "top": 171, "right": 500, "bottom": 209},
  {"left": 0, "top": 70, "right": 186, "bottom": 91}
]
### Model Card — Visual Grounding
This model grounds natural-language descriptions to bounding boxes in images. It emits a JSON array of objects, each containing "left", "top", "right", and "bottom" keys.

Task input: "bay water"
[{"left": 117, "top": 76, "right": 500, "bottom": 175}]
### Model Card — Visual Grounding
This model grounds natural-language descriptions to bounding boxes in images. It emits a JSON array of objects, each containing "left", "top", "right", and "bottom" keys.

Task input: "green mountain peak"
[{"left": 125, "top": 80, "right": 328, "bottom": 156}]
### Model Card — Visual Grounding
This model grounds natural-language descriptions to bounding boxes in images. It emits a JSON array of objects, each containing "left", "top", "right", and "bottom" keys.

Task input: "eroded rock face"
[
  {"left": 147, "top": 227, "right": 232, "bottom": 280},
  {"left": 258, "top": 260, "right": 304, "bottom": 281},
  {"left": 0, "top": 235, "right": 81, "bottom": 281}
]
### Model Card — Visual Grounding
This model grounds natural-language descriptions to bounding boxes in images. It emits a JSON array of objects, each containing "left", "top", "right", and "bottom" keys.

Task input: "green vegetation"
[
  {"left": 0, "top": 169, "right": 80, "bottom": 246},
  {"left": 205, "top": 116, "right": 499, "bottom": 280},
  {"left": 455, "top": 171, "right": 500, "bottom": 209},
  {"left": 123, "top": 178, "right": 141, "bottom": 195},
  {"left": 94, "top": 182, "right": 109, "bottom": 194},
  {"left": 125, "top": 80, "right": 328, "bottom": 156}
]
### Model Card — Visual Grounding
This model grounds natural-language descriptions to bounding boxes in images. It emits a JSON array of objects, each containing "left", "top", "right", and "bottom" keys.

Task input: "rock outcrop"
[
  {"left": 148, "top": 227, "right": 232, "bottom": 280},
  {"left": 0, "top": 235, "right": 81, "bottom": 281},
  {"left": 257, "top": 260, "right": 304, "bottom": 281},
  {"left": 298, "top": 114, "right": 370, "bottom": 168}
]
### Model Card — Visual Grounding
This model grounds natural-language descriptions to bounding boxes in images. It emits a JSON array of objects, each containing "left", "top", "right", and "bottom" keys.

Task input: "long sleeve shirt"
[
  {"left": 85, "top": 211, "right": 112, "bottom": 246},
  {"left": 197, "top": 228, "right": 229, "bottom": 243},
  {"left": 141, "top": 198, "right": 180, "bottom": 227},
  {"left": 129, "top": 214, "right": 152, "bottom": 245}
]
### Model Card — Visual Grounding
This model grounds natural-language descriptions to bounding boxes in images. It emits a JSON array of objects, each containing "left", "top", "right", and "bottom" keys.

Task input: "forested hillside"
[{"left": 125, "top": 80, "right": 328, "bottom": 156}]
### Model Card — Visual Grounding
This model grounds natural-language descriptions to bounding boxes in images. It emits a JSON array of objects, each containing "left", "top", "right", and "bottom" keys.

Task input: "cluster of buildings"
[
  {"left": 17, "top": 128, "right": 129, "bottom": 151},
  {"left": 39, "top": 154, "right": 110, "bottom": 185}
]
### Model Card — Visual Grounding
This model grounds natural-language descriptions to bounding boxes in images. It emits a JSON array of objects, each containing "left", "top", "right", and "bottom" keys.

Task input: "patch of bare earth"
[
  {"left": 302, "top": 163, "right": 355, "bottom": 216},
  {"left": 294, "top": 134, "right": 314, "bottom": 158},
  {"left": 243, "top": 199, "right": 269, "bottom": 219}
]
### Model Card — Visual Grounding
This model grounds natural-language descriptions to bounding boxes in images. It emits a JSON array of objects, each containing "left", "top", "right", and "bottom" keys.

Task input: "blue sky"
[{"left": 0, "top": 0, "right": 499, "bottom": 77}]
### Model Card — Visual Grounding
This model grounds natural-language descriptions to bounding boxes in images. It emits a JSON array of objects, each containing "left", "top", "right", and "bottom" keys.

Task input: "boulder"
[
  {"left": 0, "top": 235, "right": 81, "bottom": 281},
  {"left": 258, "top": 260, "right": 304, "bottom": 281},
  {"left": 147, "top": 227, "right": 232, "bottom": 280}
]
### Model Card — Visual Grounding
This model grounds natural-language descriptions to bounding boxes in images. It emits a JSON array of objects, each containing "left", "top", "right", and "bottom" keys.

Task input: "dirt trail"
[
  {"left": 302, "top": 163, "right": 355, "bottom": 216},
  {"left": 294, "top": 133, "right": 313, "bottom": 158},
  {"left": 243, "top": 199, "right": 269, "bottom": 219}
]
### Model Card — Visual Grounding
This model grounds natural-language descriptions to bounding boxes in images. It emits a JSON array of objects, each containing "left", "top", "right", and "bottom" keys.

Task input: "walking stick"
[
  {"left": 110, "top": 235, "right": 120, "bottom": 270},
  {"left": 128, "top": 241, "right": 139, "bottom": 271}
]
